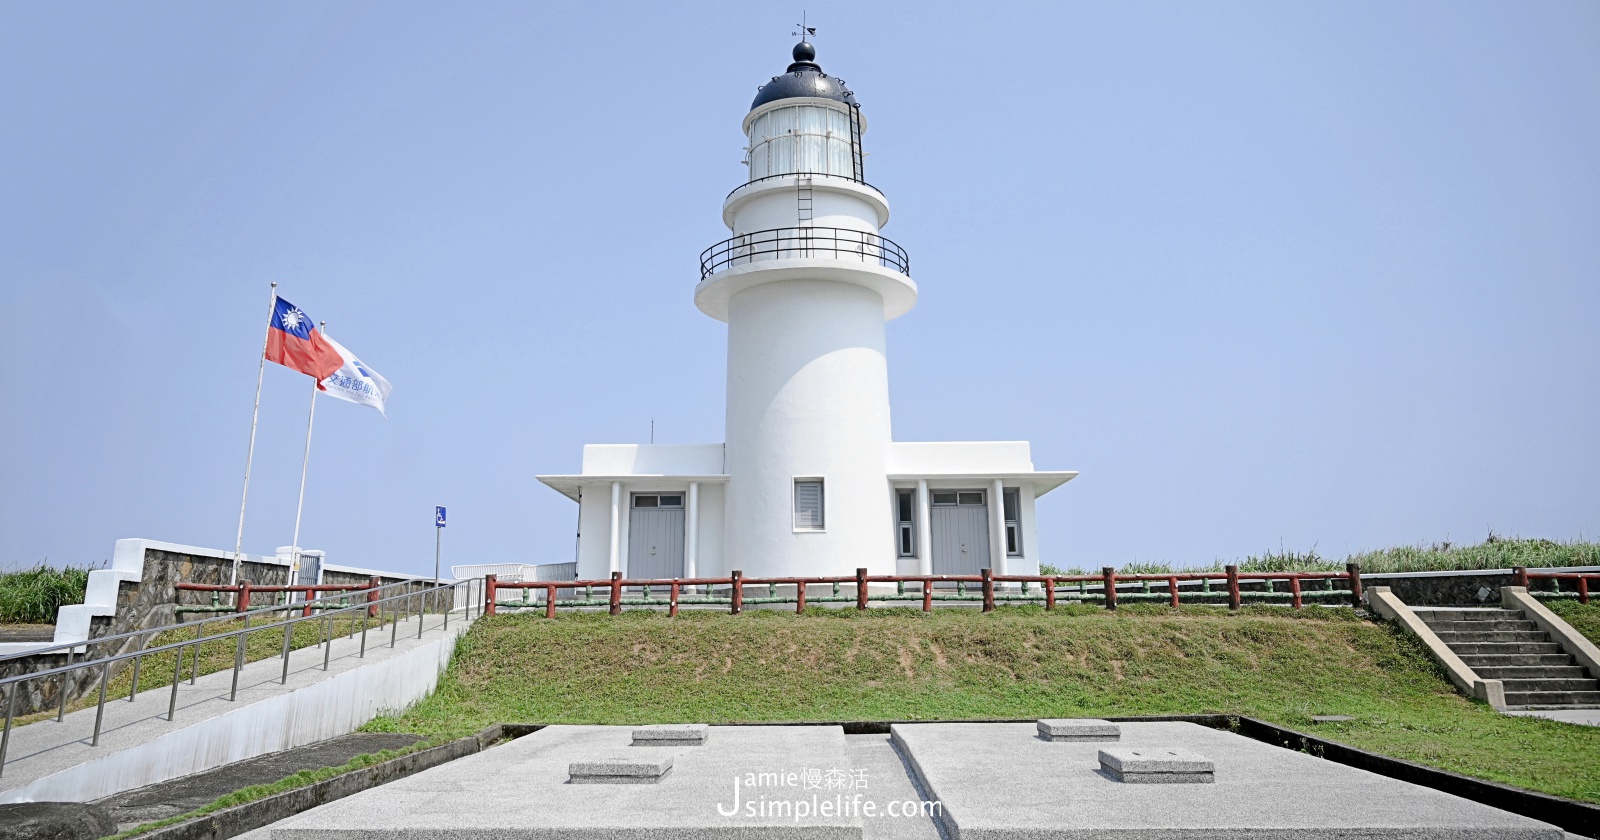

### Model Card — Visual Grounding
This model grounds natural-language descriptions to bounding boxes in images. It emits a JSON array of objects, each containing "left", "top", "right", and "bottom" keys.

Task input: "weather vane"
[{"left": 792, "top": 12, "right": 815, "bottom": 40}]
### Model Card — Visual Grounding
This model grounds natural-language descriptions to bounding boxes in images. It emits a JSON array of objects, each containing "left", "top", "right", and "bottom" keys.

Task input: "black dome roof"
[{"left": 750, "top": 41, "right": 857, "bottom": 111}]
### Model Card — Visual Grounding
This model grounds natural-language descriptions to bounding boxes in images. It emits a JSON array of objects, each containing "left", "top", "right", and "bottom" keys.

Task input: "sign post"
[{"left": 434, "top": 505, "right": 447, "bottom": 584}]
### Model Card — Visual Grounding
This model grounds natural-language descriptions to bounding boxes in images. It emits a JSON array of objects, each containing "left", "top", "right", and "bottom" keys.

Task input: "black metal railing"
[
  {"left": 725, "top": 171, "right": 882, "bottom": 201},
  {"left": 700, "top": 226, "right": 910, "bottom": 280}
]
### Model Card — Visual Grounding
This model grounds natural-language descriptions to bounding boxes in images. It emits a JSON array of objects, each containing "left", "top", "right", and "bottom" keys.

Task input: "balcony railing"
[{"left": 700, "top": 226, "right": 910, "bottom": 280}]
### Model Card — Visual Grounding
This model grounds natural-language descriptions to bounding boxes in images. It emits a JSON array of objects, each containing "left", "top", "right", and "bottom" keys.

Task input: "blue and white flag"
[{"left": 319, "top": 335, "right": 393, "bottom": 416}]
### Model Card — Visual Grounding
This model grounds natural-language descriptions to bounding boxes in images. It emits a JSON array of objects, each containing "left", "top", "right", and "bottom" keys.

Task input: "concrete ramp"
[{"left": 0, "top": 612, "right": 472, "bottom": 804}]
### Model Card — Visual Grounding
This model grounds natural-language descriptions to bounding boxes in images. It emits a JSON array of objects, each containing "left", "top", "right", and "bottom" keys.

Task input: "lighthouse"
[
  {"left": 703, "top": 39, "right": 912, "bottom": 576},
  {"left": 539, "top": 40, "right": 1076, "bottom": 582}
]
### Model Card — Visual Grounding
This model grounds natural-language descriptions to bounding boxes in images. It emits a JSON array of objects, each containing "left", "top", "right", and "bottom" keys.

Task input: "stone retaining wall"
[
  {"left": 1360, "top": 567, "right": 1600, "bottom": 606},
  {"left": 1, "top": 545, "right": 424, "bottom": 717}
]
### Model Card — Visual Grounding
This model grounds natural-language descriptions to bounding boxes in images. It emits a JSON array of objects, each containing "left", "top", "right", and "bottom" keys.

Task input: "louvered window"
[
  {"left": 896, "top": 489, "right": 915, "bottom": 557},
  {"left": 1003, "top": 488, "right": 1022, "bottom": 556},
  {"left": 794, "top": 479, "right": 825, "bottom": 531}
]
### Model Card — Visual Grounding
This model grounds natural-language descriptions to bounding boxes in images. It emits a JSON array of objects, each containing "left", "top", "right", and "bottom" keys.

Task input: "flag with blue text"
[{"left": 319, "top": 335, "right": 393, "bottom": 416}]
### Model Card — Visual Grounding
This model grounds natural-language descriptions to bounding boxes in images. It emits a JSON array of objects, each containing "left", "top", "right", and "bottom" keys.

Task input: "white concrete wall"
[
  {"left": 575, "top": 488, "right": 615, "bottom": 580},
  {"left": 1017, "top": 483, "right": 1042, "bottom": 575},
  {"left": 695, "top": 482, "right": 727, "bottom": 576},
  {"left": 731, "top": 188, "right": 881, "bottom": 238},
  {"left": 723, "top": 279, "right": 897, "bottom": 577},
  {"left": 888, "top": 442, "right": 1036, "bottom": 474},
  {"left": 581, "top": 444, "right": 725, "bottom": 476}
]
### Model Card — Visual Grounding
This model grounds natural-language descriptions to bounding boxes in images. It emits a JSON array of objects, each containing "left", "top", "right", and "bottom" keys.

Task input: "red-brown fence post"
[
  {"left": 1347, "top": 562, "right": 1364, "bottom": 607},
  {"left": 546, "top": 584, "right": 557, "bottom": 618},
  {"left": 1290, "top": 576, "right": 1303, "bottom": 609},
  {"left": 302, "top": 588, "right": 314, "bottom": 618},
  {"left": 730, "top": 570, "right": 743, "bottom": 615},
  {"left": 795, "top": 582, "right": 806, "bottom": 614},
  {"left": 670, "top": 581, "right": 681, "bottom": 617},
  {"left": 609, "top": 572, "right": 622, "bottom": 616},
  {"left": 1226, "top": 565, "right": 1241, "bottom": 611},
  {"left": 922, "top": 579, "right": 933, "bottom": 612},
  {"left": 1579, "top": 576, "right": 1590, "bottom": 605},
  {"left": 237, "top": 581, "right": 253, "bottom": 614},
  {"left": 1512, "top": 565, "right": 1529, "bottom": 589},
  {"left": 484, "top": 575, "right": 497, "bottom": 616},
  {"left": 981, "top": 569, "right": 995, "bottom": 612},
  {"left": 1168, "top": 576, "right": 1180, "bottom": 609},
  {"left": 1045, "top": 577, "right": 1056, "bottom": 611},
  {"left": 856, "top": 568, "right": 869, "bottom": 610},
  {"left": 364, "top": 576, "right": 380, "bottom": 618},
  {"left": 1102, "top": 567, "right": 1117, "bottom": 611}
]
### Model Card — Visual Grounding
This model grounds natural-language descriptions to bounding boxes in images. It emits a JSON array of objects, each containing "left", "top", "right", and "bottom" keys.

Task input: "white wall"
[
  {"left": 695, "top": 482, "right": 727, "bottom": 577},
  {"left": 730, "top": 188, "right": 882, "bottom": 238},
  {"left": 723, "top": 279, "right": 897, "bottom": 578},
  {"left": 1017, "top": 483, "right": 1042, "bottom": 575},
  {"left": 575, "top": 488, "right": 614, "bottom": 580},
  {"left": 581, "top": 444, "right": 724, "bottom": 476},
  {"left": 888, "top": 441, "right": 1035, "bottom": 474}
]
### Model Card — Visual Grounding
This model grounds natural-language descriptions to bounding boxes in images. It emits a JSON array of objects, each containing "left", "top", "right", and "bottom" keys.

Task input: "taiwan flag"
[{"left": 265, "top": 297, "right": 343, "bottom": 385}]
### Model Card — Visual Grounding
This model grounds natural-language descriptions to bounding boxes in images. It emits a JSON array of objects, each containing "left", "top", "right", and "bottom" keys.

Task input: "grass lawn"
[
  {"left": 1548, "top": 600, "right": 1600, "bottom": 646},
  {"left": 368, "top": 605, "right": 1600, "bottom": 804}
]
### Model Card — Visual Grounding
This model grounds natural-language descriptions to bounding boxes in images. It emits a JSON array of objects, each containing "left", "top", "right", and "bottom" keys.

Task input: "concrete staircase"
[{"left": 1414, "top": 607, "right": 1600, "bottom": 710}]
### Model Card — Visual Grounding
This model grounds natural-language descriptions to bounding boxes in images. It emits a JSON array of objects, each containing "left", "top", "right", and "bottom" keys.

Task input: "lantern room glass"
[{"left": 747, "top": 104, "right": 854, "bottom": 181}]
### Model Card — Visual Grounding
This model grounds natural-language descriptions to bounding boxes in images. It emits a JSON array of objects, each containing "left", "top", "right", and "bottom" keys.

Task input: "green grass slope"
[
  {"left": 371, "top": 605, "right": 1600, "bottom": 803},
  {"left": 1548, "top": 601, "right": 1600, "bottom": 647}
]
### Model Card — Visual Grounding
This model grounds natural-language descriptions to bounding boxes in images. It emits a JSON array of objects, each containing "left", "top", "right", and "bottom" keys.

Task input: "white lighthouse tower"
[
  {"left": 539, "top": 40, "right": 1075, "bottom": 582},
  {"left": 699, "top": 39, "right": 913, "bottom": 577}
]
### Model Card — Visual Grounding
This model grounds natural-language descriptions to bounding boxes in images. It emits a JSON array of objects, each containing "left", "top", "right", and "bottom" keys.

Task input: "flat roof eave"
[
  {"left": 885, "top": 471, "right": 1080, "bottom": 496},
  {"left": 535, "top": 474, "right": 732, "bottom": 502}
]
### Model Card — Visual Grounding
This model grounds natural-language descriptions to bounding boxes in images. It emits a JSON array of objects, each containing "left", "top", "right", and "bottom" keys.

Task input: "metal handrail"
[
  {"left": 725, "top": 171, "right": 882, "bottom": 201},
  {"left": 699, "top": 226, "right": 910, "bottom": 280},
  {"left": 0, "top": 578, "right": 427, "bottom": 663},
  {"left": 0, "top": 577, "right": 482, "bottom": 777}
]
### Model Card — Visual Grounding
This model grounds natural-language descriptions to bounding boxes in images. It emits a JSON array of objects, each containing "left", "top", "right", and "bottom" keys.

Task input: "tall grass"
[
  {"left": 0, "top": 564, "right": 92, "bottom": 623},
  {"left": 1039, "top": 535, "right": 1600, "bottom": 577}
]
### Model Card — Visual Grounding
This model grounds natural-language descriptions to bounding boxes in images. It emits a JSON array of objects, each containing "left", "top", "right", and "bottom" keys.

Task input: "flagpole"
[
  {"left": 231, "top": 282, "right": 278, "bottom": 587},
  {"left": 287, "top": 321, "right": 324, "bottom": 591}
]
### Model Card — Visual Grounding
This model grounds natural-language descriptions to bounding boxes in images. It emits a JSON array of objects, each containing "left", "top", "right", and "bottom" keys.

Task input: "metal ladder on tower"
[
  {"left": 796, "top": 175, "right": 814, "bottom": 257},
  {"left": 848, "top": 103, "right": 865, "bottom": 182}
]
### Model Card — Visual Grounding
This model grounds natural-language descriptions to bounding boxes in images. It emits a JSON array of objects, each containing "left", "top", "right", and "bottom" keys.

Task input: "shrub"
[{"left": 0, "top": 564, "right": 92, "bottom": 624}]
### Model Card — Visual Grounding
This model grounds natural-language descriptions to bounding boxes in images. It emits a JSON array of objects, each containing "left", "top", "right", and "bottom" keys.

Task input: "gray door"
[
  {"left": 628, "top": 494, "right": 686, "bottom": 579},
  {"left": 931, "top": 490, "right": 990, "bottom": 575}
]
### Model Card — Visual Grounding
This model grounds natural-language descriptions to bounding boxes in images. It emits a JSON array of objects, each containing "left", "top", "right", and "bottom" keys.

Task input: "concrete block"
[
  {"left": 1098, "top": 747, "right": 1214, "bottom": 783},
  {"left": 1036, "top": 718, "right": 1119, "bottom": 742},
  {"left": 568, "top": 755, "right": 674, "bottom": 784},
  {"left": 631, "top": 724, "right": 708, "bottom": 746}
]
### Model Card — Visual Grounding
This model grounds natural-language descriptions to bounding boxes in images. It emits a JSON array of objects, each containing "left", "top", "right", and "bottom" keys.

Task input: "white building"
[{"left": 537, "top": 41, "right": 1076, "bottom": 582}]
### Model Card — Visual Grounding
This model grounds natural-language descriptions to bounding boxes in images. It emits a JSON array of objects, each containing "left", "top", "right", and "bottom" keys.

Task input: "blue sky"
[{"left": 2, "top": 1, "right": 1596, "bottom": 575}]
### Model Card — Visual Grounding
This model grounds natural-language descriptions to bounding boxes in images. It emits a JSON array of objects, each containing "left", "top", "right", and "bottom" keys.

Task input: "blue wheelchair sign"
[{"left": 435, "top": 506, "right": 446, "bottom": 528}]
